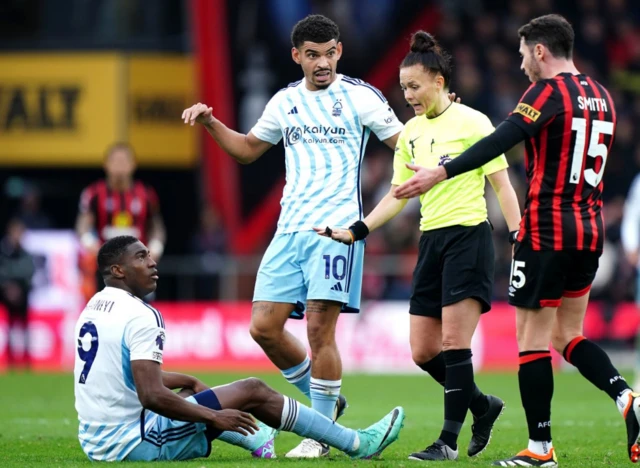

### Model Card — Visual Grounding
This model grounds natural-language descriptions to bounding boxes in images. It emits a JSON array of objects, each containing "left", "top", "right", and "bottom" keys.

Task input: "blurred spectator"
[
  {"left": 75, "top": 143, "right": 165, "bottom": 299},
  {"left": 1, "top": 0, "right": 639, "bottom": 308},
  {"left": 190, "top": 206, "right": 227, "bottom": 300},
  {"left": 622, "top": 173, "right": 640, "bottom": 385},
  {"left": 592, "top": 197, "right": 631, "bottom": 337},
  {"left": 191, "top": 206, "right": 227, "bottom": 256},
  {"left": 14, "top": 187, "right": 52, "bottom": 230},
  {"left": 0, "top": 219, "right": 34, "bottom": 369}
]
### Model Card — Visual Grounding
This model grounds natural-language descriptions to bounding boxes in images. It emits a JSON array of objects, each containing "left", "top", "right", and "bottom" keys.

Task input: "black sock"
[
  {"left": 418, "top": 352, "right": 446, "bottom": 385},
  {"left": 519, "top": 351, "right": 553, "bottom": 442},
  {"left": 419, "top": 352, "right": 488, "bottom": 416},
  {"left": 438, "top": 349, "right": 475, "bottom": 450},
  {"left": 563, "top": 336, "right": 631, "bottom": 400}
]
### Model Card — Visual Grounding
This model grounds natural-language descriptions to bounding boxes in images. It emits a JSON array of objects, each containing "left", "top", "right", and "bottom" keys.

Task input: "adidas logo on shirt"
[
  {"left": 287, "top": 106, "right": 298, "bottom": 115},
  {"left": 330, "top": 282, "right": 343, "bottom": 292}
]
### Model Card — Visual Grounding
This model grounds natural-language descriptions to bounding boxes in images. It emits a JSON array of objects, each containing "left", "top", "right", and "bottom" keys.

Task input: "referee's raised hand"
[
  {"left": 313, "top": 226, "right": 353, "bottom": 244},
  {"left": 393, "top": 164, "right": 447, "bottom": 199},
  {"left": 182, "top": 103, "right": 215, "bottom": 126}
]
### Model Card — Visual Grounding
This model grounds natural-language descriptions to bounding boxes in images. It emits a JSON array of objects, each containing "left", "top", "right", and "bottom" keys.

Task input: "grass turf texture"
[{"left": 0, "top": 371, "right": 633, "bottom": 467}]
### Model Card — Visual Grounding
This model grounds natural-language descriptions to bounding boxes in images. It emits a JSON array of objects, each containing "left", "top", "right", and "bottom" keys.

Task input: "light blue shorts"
[
  {"left": 253, "top": 231, "right": 364, "bottom": 319},
  {"left": 125, "top": 390, "right": 222, "bottom": 461}
]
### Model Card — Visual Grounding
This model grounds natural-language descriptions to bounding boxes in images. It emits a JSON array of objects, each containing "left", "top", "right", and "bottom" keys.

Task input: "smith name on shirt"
[{"left": 577, "top": 96, "right": 608, "bottom": 112}]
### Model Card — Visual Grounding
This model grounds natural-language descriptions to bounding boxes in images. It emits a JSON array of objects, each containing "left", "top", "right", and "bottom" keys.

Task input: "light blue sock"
[
  {"left": 218, "top": 429, "right": 260, "bottom": 450},
  {"left": 281, "top": 355, "right": 311, "bottom": 400},
  {"left": 279, "top": 396, "right": 356, "bottom": 453},
  {"left": 217, "top": 421, "right": 272, "bottom": 451},
  {"left": 310, "top": 377, "right": 341, "bottom": 419}
]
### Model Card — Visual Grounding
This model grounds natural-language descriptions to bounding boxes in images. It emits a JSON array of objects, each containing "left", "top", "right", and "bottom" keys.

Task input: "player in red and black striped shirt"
[
  {"left": 393, "top": 14, "right": 640, "bottom": 467},
  {"left": 76, "top": 143, "right": 166, "bottom": 292},
  {"left": 507, "top": 71, "right": 615, "bottom": 254}
]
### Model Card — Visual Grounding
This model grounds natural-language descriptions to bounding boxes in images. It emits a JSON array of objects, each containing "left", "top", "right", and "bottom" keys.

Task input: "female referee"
[{"left": 316, "top": 31, "right": 521, "bottom": 462}]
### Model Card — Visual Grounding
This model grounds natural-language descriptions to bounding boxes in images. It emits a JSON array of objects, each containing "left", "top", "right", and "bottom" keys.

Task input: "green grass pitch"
[{"left": 0, "top": 371, "right": 633, "bottom": 467}]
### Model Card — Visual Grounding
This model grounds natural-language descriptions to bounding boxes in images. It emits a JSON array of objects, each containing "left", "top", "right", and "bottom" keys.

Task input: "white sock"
[
  {"left": 618, "top": 389, "right": 633, "bottom": 416},
  {"left": 528, "top": 439, "right": 552, "bottom": 456}
]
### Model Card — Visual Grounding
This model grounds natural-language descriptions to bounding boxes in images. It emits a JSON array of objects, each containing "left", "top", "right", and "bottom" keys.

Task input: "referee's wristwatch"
[{"left": 508, "top": 230, "right": 519, "bottom": 245}]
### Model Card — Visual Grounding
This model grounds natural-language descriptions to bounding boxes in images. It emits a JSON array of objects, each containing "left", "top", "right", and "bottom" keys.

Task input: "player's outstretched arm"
[
  {"left": 487, "top": 169, "right": 521, "bottom": 232},
  {"left": 182, "top": 103, "right": 272, "bottom": 165},
  {"left": 132, "top": 360, "right": 259, "bottom": 435},
  {"left": 362, "top": 185, "right": 408, "bottom": 232},
  {"left": 314, "top": 185, "right": 408, "bottom": 244}
]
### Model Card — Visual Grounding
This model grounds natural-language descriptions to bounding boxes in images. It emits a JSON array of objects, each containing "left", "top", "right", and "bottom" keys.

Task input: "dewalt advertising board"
[
  {"left": 127, "top": 55, "right": 196, "bottom": 167},
  {"left": 0, "top": 54, "right": 123, "bottom": 166},
  {"left": 0, "top": 53, "right": 196, "bottom": 167}
]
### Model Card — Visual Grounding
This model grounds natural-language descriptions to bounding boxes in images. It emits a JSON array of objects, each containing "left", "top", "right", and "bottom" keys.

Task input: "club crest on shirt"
[
  {"left": 332, "top": 99, "right": 343, "bottom": 117},
  {"left": 130, "top": 197, "right": 142, "bottom": 215},
  {"left": 105, "top": 197, "right": 115, "bottom": 212},
  {"left": 438, "top": 154, "right": 452, "bottom": 166}
]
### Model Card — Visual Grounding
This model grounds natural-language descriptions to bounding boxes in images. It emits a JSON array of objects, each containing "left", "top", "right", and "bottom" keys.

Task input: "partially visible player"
[
  {"left": 621, "top": 173, "right": 640, "bottom": 389},
  {"left": 182, "top": 14, "right": 404, "bottom": 458},
  {"left": 74, "top": 235, "right": 405, "bottom": 462},
  {"left": 393, "top": 14, "right": 640, "bottom": 467},
  {"left": 76, "top": 142, "right": 165, "bottom": 297},
  {"left": 318, "top": 30, "right": 521, "bottom": 462}
]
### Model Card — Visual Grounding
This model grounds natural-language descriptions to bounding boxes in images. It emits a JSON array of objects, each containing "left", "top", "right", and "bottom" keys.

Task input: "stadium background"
[{"left": 0, "top": 0, "right": 639, "bottom": 375}]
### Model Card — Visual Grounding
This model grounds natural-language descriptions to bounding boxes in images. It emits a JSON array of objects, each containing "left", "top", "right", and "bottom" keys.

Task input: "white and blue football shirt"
[
  {"left": 251, "top": 74, "right": 403, "bottom": 234},
  {"left": 74, "top": 287, "right": 165, "bottom": 461}
]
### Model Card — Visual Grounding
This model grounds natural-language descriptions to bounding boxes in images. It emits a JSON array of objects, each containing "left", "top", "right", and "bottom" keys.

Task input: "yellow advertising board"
[
  {"left": 0, "top": 54, "right": 124, "bottom": 166},
  {"left": 0, "top": 53, "right": 196, "bottom": 167},
  {"left": 127, "top": 55, "right": 196, "bottom": 167}
]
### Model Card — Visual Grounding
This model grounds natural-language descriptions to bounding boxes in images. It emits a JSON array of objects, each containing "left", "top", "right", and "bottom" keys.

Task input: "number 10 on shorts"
[
  {"left": 510, "top": 260, "right": 526, "bottom": 289},
  {"left": 323, "top": 254, "right": 347, "bottom": 280}
]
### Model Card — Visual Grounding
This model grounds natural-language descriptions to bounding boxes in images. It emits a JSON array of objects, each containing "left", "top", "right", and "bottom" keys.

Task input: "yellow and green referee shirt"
[{"left": 392, "top": 102, "right": 508, "bottom": 231}]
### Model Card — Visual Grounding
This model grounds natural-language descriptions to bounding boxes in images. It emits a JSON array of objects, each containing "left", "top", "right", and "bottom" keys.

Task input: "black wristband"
[
  {"left": 348, "top": 220, "right": 369, "bottom": 241},
  {"left": 508, "top": 230, "right": 519, "bottom": 245}
]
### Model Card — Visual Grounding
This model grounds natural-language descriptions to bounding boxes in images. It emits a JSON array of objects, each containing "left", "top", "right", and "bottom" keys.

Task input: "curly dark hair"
[
  {"left": 97, "top": 235, "right": 139, "bottom": 277},
  {"left": 518, "top": 14, "right": 574, "bottom": 59},
  {"left": 291, "top": 14, "right": 340, "bottom": 48}
]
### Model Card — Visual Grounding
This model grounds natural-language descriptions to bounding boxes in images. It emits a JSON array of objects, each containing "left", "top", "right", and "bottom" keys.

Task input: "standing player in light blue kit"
[{"left": 182, "top": 14, "right": 403, "bottom": 457}]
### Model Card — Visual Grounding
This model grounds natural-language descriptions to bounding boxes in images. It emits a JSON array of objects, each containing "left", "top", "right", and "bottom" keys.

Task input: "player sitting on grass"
[{"left": 73, "top": 235, "right": 405, "bottom": 462}]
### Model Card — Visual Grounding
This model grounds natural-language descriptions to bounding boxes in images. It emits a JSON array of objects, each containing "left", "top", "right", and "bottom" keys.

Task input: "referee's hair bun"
[{"left": 410, "top": 31, "right": 438, "bottom": 54}]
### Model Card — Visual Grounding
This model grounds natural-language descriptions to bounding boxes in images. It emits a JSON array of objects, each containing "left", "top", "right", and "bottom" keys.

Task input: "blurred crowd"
[
  {"left": 358, "top": 0, "right": 640, "bottom": 307},
  {"left": 2, "top": 0, "right": 640, "bottom": 317}
]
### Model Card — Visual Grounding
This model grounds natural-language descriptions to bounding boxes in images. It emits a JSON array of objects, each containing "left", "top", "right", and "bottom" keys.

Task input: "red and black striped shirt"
[
  {"left": 507, "top": 73, "right": 616, "bottom": 253},
  {"left": 79, "top": 180, "right": 160, "bottom": 244}
]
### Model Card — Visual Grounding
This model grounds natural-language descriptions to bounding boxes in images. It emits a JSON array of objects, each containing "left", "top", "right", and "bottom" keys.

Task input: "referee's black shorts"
[{"left": 410, "top": 220, "right": 494, "bottom": 318}]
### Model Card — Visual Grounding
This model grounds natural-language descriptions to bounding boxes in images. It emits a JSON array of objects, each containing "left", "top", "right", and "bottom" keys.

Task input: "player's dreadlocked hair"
[
  {"left": 97, "top": 235, "right": 139, "bottom": 277},
  {"left": 291, "top": 14, "right": 340, "bottom": 48},
  {"left": 518, "top": 14, "right": 574, "bottom": 59},
  {"left": 401, "top": 31, "right": 452, "bottom": 88}
]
